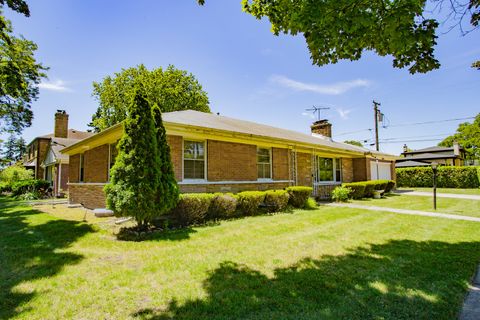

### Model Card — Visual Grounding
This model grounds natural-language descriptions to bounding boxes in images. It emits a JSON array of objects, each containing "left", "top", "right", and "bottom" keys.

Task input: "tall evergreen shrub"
[{"left": 105, "top": 91, "right": 178, "bottom": 228}]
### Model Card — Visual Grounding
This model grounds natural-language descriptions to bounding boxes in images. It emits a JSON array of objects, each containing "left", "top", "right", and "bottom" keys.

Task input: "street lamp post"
[{"left": 431, "top": 162, "right": 438, "bottom": 210}]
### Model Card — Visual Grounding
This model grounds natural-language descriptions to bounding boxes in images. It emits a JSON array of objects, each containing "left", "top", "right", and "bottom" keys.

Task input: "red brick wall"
[
  {"left": 69, "top": 154, "right": 80, "bottom": 183},
  {"left": 59, "top": 164, "right": 69, "bottom": 192},
  {"left": 84, "top": 145, "right": 109, "bottom": 183},
  {"left": 69, "top": 184, "right": 106, "bottom": 209},
  {"left": 341, "top": 158, "right": 354, "bottom": 183},
  {"left": 207, "top": 140, "right": 257, "bottom": 181},
  {"left": 297, "top": 152, "right": 312, "bottom": 187},
  {"left": 36, "top": 139, "right": 50, "bottom": 179},
  {"left": 167, "top": 135, "right": 183, "bottom": 181},
  {"left": 353, "top": 158, "right": 367, "bottom": 181},
  {"left": 272, "top": 147, "right": 289, "bottom": 180}
]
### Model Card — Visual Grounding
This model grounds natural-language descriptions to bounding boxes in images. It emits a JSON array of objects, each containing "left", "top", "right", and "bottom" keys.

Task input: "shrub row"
[
  {"left": 396, "top": 166, "right": 480, "bottom": 188},
  {"left": 167, "top": 186, "right": 314, "bottom": 227},
  {"left": 341, "top": 180, "right": 396, "bottom": 200},
  {"left": 11, "top": 179, "right": 51, "bottom": 197}
]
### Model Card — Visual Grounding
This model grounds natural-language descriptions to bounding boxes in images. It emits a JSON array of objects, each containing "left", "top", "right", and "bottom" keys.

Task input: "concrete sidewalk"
[
  {"left": 327, "top": 203, "right": 480, "bottom": 222},
  {"left": 460, "top": 267, "right": 480, "bottom": 320},
  {"left": 395, "top": 190, "right": 480, "bottom": 200}
]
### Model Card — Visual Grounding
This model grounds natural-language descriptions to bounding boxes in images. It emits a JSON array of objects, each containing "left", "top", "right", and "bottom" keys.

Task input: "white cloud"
[
  {"left": 301, "top": 111, "right": 315, "bottom": 119},
  {"left": 336, "top": 108, "right": 352, "bottom": 120},
  {"left": 38, "top": 80, "right": 72, "bottom": 92},
  {"left": 270, "top": 75, "right": 371, "bottom": 95}
]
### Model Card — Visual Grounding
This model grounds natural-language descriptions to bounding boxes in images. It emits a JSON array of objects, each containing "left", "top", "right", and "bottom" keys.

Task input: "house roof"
[
  {"left": 61, "top": 110, "right": 396, "bottom": 159},
  {"left": 403, "top": 145, "right": 462, "bottom": 155},
  {"left": 42, "top": 137, "right": 85, "bottom": 166},
  {"left": 398, "top": 153, "right": 459, "bottom": 161},
  {"left": 395, "top": 160, "right": 432, "bottom": 168},
  {"left": 40, "top": 129, "right": 94, "bottom": 140}
]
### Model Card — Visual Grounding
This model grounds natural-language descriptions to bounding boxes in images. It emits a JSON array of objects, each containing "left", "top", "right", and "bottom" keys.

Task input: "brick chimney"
[
  {"left": 311, "top": 119, "right": 332, "bottom": 138},
  {"left": 54, "top": 110, "right": 69, "bottom": 138}
]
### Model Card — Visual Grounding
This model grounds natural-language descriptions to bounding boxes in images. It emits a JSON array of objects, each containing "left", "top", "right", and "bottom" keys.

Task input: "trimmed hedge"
[
  {"left": 207, "top": 193, "right": 238, "bottom": 219},
  {"left": 342, "top": 182, "right": 366, "bottom": 199},
  {"left": 396, "top": 166, "right": 480, "bottom": 188},
  {"left": 264, "top": 190, "right": 290, "bottom": 212},
  {"left": 171, "top": 193, "right": 214, "bottom": 226},
  {"left": 286, "top": 186, "right": 312, "bottom": 208},
  {"left": 236, "top": 191, "right": 266, "bottom": 216},
  {"left": 342, "top": 180, "right": 396, "bottom": 199},
  {"left": 332, "top": 186, "right": 351, "bottom": 202},
  {"left": 11, "top": 179, "right": 50, "bottom": 197}
]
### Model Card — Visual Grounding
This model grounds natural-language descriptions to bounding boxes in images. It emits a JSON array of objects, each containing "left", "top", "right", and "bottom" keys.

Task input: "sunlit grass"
[{"left": 1, "top": 197, "right": 479, "bottom": 319}]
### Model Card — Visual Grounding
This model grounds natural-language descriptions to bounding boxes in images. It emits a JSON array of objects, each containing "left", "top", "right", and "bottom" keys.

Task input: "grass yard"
[
  {"left": 351, "top": 194, "right": 480, "bottom": 218},
  {"left": 1, "top": 197, "right": 480, "bottom": 319},
  {"left": 398, "top": 187, "right": 480, "bottom": 196}
]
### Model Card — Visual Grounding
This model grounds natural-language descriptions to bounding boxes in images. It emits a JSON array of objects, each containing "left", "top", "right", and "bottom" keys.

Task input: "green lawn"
[
  {"left": 1, "top": 197, "right": 480, "bottom": 319},
  {"left": 398, "top": 187, "right": 480, "bottom": 196},
  {"left": 351, "top": 194, "right": 480, "bottom": 218}
]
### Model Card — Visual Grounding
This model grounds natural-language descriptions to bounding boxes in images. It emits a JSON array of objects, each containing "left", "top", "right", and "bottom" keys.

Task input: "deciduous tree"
[
  {"left": 1, "top": 2, "right": 47, "bottom": 134},
  {"left": 439, "top": 114, "right": 480, "bottom": 159},
  {"left": 90, "top": 64, "right": 210, "bottom": 132},
  {"left": 198, "top": 0, "right": 478, "bottom": 73}
]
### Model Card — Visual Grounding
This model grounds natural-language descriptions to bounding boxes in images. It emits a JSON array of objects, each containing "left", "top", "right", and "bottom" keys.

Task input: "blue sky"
[{"left": 4, "top": 0, "right": 479, "bottom": 155}]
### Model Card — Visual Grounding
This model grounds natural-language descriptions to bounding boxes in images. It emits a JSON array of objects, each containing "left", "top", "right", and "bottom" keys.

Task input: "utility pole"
[{"left": 373, "top": 100, "right": 381, "bottom": 151}]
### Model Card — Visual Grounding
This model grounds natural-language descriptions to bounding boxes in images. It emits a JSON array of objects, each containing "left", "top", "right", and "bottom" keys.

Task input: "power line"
[
  {"left": 386, "top": 117, "right": 474, "bottom": 128},
  {"left": 378, "top": 138, "right": 444, "bottom": 144},
  {"left": 378, "top": 133, "right": 452, "bottom": 141},
  {"left": 335, "top": 128, "right": 372, "bottom": 137}
]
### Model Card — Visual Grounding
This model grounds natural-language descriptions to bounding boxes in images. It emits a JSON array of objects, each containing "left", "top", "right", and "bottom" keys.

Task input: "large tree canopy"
[
  {"left": 1, "top": 2, "right": 47, "bottom": 134},
  {"left": 199, "top": 0, "right": 478, "bottom": 73},
  {"left": 90, "top": 64, "right": 210, "bottom": 132},
  {"left": 439, "top": 113, "right": 480, "bottom": 159}
]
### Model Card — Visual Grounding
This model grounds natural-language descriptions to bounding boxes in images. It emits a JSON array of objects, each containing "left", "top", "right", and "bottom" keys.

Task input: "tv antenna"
[{"left": 305, "top": 106, "right": 330, "bottom": 121}]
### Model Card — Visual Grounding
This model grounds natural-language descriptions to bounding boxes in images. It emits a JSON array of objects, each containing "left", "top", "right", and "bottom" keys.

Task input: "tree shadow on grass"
[
  {"left": 0, "top": 204, "right": 94, "bottom": 319},
  {"left": 133, "top": 240, "right": 480, "bottom": 320}
]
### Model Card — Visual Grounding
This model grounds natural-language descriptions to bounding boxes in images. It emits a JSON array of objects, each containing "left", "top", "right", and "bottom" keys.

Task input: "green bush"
[
  {"left": 286, "top": 186, "right": 312, "bottom": 208},
  {"left": 236, "top": 191, "right": 266, "bottom": 216},
  {"left": 0, "top": 181, "right": 11, "bottom": 193},
  {"left": 264, "top": 190, "right": 290, "bottom": 212},
  {"left": 0, "top": 164, "right": 33, "bottom": 184},
  {"left": 384, "top": 180, "right": 396, "bottom": 193},
  {"left": 332, "top": 186, "right": 351, "bottom": 202},
  {"left": 207, "top": 193, "right": 238, "bottom": 219},
  {"left": 363, "top": 181, "right": 376, "bottom": 197},
  {"left": 396, "top": 166, "right": 480, "bottom": 188},
  {"left": 171, "top": 193, "right": 214, "bottom": 226},
  {"left": 342, "top": 182, "right": 366, "bottom": 199},
  {"left": 11, "top": 179, "right": 50, "bottom": 197},
  {"left": 304, "top": 197, "right": 318, "bottom": 210}
]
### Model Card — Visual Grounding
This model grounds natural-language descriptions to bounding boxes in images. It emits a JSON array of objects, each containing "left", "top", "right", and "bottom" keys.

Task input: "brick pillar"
[
  {"left": 311, "top": 120, "right": 332, "bottom": 137},
  {"left": 54, "top": 110, "right": 69, "bottom": 138}
]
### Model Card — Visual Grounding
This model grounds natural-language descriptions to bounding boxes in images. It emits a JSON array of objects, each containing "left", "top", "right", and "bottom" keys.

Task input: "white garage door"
[{"left": 370, "top": 162, "right": 392, "bottom": 180}]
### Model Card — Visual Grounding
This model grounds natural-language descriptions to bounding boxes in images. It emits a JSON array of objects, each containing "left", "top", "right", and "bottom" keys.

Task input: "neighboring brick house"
[
  {"left": 61, "top": 110, "right": 397, "bottom": 209},
  {"left": 23, "top": 110, "right": 93, "bottom": 196},
  {"left": 396, "top": 143, "right": 466, "bottom": 168}
]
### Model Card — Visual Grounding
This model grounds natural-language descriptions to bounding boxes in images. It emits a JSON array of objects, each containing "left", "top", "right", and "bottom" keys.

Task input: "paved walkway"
[
  {"left": 327, "top": 203, "right": 480, "bottom": 222},
  {"left": 395, "top": 190, "right": 480, "bottom": 200},
  {"left": 460, "top": 267, "right": 480, "bottom": 320}
]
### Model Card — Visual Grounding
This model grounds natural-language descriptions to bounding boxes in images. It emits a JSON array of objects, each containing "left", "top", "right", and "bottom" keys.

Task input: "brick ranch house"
[
  {"left": 60, "top": 110, "right": 397, "bottom": 209},
  {"left": 23, "top": 110, "right": 93, "bottom": 196}
]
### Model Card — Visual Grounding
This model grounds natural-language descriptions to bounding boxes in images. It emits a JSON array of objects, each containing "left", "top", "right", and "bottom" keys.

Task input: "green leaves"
[
  {"left": 242, "top": 0, "right": 442, "bottom": 73},
  {"left": 0, "top": 10, "right": 47, "bottom": 134},
  {"left": 439, "top": 113, "right": 480, "bottom": 159},
  {"left": 90, "top": 64, "right": 210, "bottom": 132}
]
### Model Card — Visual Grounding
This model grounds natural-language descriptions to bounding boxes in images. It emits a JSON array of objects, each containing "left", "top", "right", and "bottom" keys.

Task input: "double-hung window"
[
  {"left": 316, "top": 157, "right": 342, "bottom": 183},
  {"left": 257, "top": 147, "right": 271, "bottom": 179},
  {"left": 183, "top": 140, "right": 205, "bottom": 180}
]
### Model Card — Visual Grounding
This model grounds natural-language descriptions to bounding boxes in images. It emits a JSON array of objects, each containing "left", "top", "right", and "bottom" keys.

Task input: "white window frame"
[
  {"left": 182, "top": 139, "right": 207, "bottom": 182},
  {"left": 315, "top": 156, "right": 342, "bottom": 184},
  {"left": 257, "top": 147, "right": 272, "bottom": 181}
]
